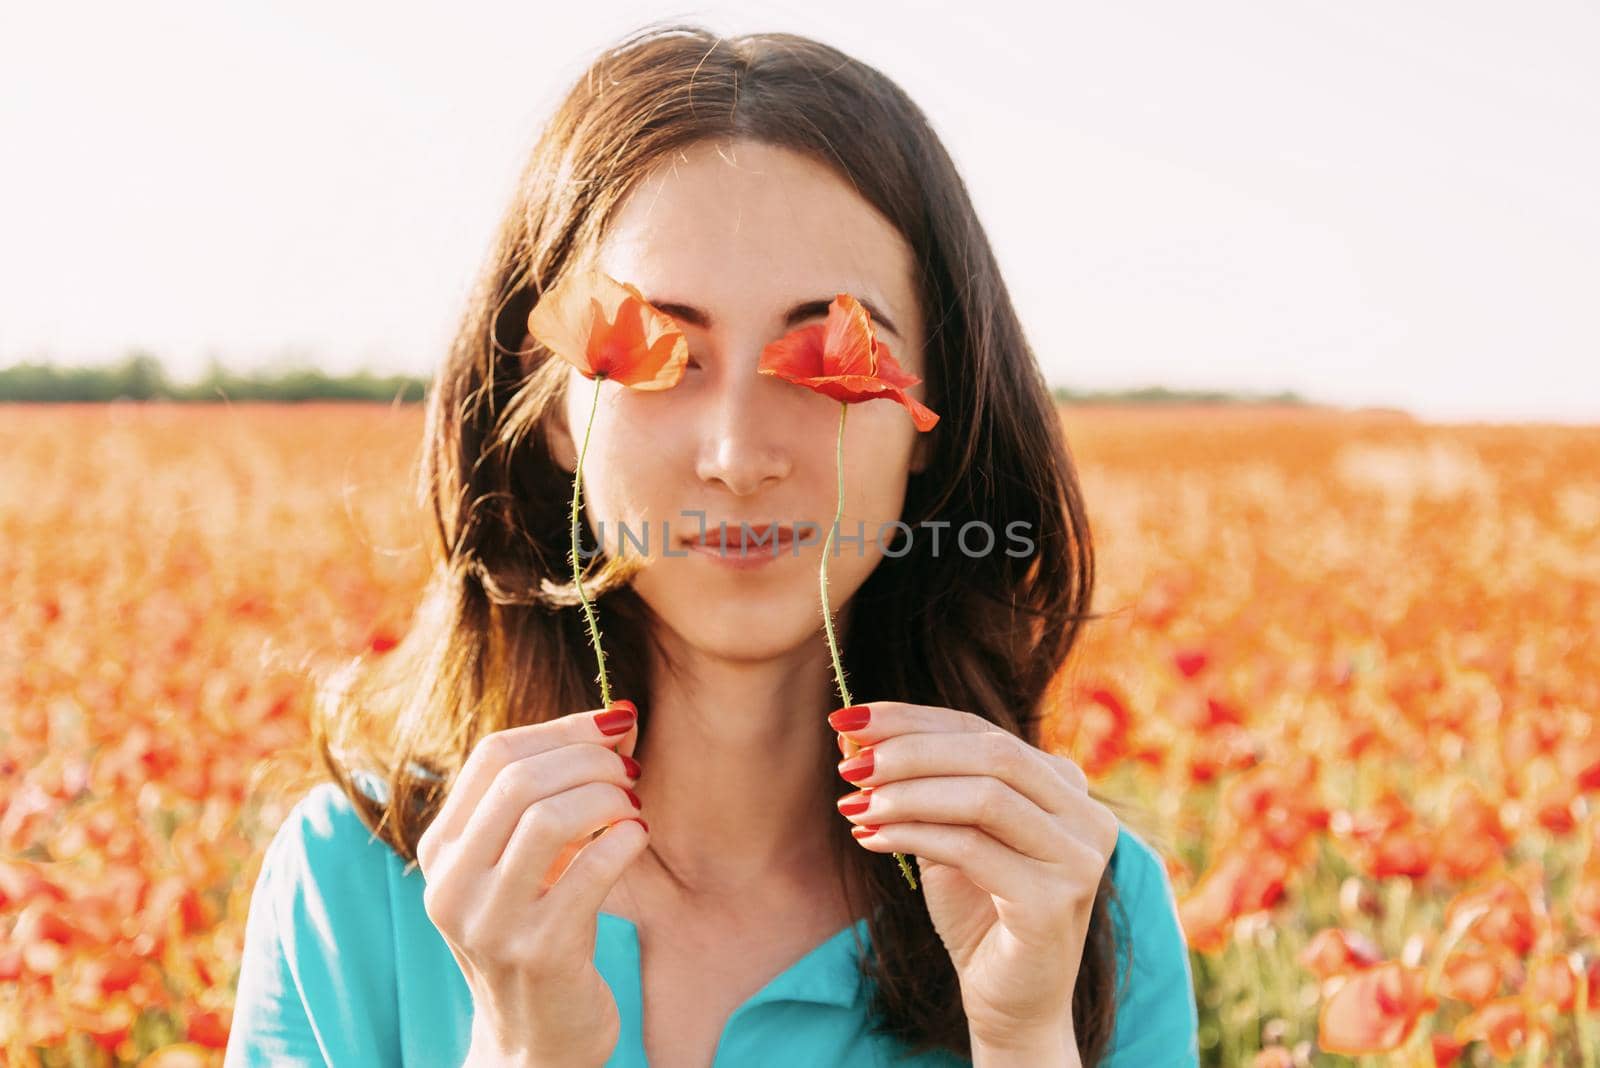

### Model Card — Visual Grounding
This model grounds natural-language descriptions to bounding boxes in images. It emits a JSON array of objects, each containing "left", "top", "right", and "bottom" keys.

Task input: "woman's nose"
[{"left": 694, "top": 373, "right": 792, "bottom": 496}]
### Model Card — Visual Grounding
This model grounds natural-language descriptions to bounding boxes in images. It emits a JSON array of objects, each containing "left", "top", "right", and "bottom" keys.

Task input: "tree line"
[
  {"left": 0, "top": 353, "right": 1309, "bottom": 407},
  {"left": 0, "top": 354, "right": 429, "bottom": 403}
]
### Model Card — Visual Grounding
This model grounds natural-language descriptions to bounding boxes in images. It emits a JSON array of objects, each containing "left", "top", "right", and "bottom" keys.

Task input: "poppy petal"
[
  {"left": 605, "top": 282, "right": 688, "bottom": 390},
  {"left": 894, "top": 390, "right": 941, "bottom": 431},
  {"left": 527, "top": 274, "right": 602, "bottom": 378},
  {"left": 864, "top": 337, "right": 923, "bottom": 391},
  {"left": 757, "top": 323, "right": 827, "bottom": 381},
  {"left": 527, "top": 268, "right": 687, "bottom": 390},
  {"left": 756, "top": 292, "right": 939, "bottom": 432},
  {"left": 824, "top": 294, "right": 879, "bottom": 378}
]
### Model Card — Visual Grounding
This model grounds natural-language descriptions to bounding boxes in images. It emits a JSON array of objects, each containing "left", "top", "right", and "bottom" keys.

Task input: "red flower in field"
[
  {"left": 1176, "top": 845, "right": 1290, "bottom": 954},
  {"left": 1452, "top": 997, "right": 1547, "bottom": 1060},
  {"left": 1172, "top": 646, "right": 1209, "bottom": 678},
  {"left": 1330, "top": 790, "right": 1436, "bottom": 881},
  {"left": 184, "top": 1007, "right": 231, "bottom": 1049},
  {"left": 1225, "top": 755, "right": 1329, "bottom": 853},
  {"left": 1435, "top": 782, "right": 1508, "bottom": 881},
  {"left": 1580, "top": 870, "right": 1600, "bottom": 939},
  {"left": 1186, "top": 727, "right": 1259, "bottom": 785},
  {"left": 1565, "top": 732, "right": 1600, "bottom": 792},
  {"left": 1524, "top": 952, "right": 1588, "bottom": 1012},
  {"left": 758, "top": 293, "right": 939, "bottom": 431},
  {"left": 0, "top": 859, "right": 67, "bottom": 911},
  {"left": 83, "top": 950, "right": 147, "bottom": 997},
  {"left": 1430, "top": 1033, "right": 1467, "bottom": 1067},
  {"left": 1437, "top": 947, "right": 1507, "bottom": 1006},
  {"left": 1444, "top": 876, "right": 1540, "bottom": 958},
  {"left": 1299, "top": 927, "right": 1383, "bottom": 980},
  {"left": 1530, "top": 776, "right": 1579, "bottom": 834},
  {"left": 1317, "top": 960, "right": 1436, "bottom": 1053},
  {"left": 526, "top": 267, "right": 689, "bottom": 389},
  {"left": 1068, "top": 686, "right": 1132, "bottom": 776},
  {"left": 1525, "top": 955, "right": 1574, "bottom": 1010},
  {"left": 70, "top": 1000, "right": 136, "bottom": 1054}
]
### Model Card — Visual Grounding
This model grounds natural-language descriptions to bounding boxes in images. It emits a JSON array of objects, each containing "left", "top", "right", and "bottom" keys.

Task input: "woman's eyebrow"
[{"left": 645, "top": 296, "right": 901, "bottom": 340}]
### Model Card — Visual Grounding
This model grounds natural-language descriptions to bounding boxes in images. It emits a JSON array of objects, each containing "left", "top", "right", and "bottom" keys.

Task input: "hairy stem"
[
  {"left": 571, "top": 374, "right": 611, "bottom": 707},
  {"left": 823, "top": 401, "right": 918, "bottom": 892}
]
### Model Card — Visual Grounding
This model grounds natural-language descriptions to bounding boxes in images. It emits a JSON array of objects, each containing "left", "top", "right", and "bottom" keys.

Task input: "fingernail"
[
  {"left": 850, "top": 824, "right": 879, "bottom": 839},
  {"left": 623, "top": 787, "right": 642, "bottom": 810},
  {"left": 596, "top": 705, "right": 636, "bottom": 736},
  {"left": 837, "top": 748, "right": 874, "bottom": 783},
  {"left": 828, "top": 705, "right": 871, "bottom": 732},
  {"left": 836, "top": 788, "right": 873, "bottom": 817},
  {"left": 619, "top": 754, "right": 642, "bottom": 779},
  {"left": 629, "top": 817, "right": 649, "bottom": 832}
]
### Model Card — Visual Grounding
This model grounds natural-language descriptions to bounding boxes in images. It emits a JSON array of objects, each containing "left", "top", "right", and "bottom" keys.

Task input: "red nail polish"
[
  {"left": 629, "top": 817, "right": 649, "bottom": 832},
  {"left": 623, "top": 786, "right": 642, "bottom": 809},
  {"left": 851, "top": 824, "right": 879, "bottom": 839},
  {"left": 828, "top": 705, "right": 871, "bottom": 732},
  {"left": 838, "top": 748, "right": 874, "bottom": 783},
  {"left": 596, "top": 705, "right": 636, "bottom": 735},
  {"left": 619, "top": 754, "right": 642, "bottom": 778},
  {"left": 836, "top": 788, "right": 872, "bottom": 817}
]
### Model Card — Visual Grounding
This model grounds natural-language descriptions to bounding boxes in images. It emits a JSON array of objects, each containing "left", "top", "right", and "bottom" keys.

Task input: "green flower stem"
[
  {"left": 571, "top": 374, "right": 611, "bottom": 707},
  {"left": 823, "top": 401, "right": 918, "bottom": 892}
]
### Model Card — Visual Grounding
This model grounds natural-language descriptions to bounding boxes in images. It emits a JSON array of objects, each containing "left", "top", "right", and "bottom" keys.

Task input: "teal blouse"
[{"left": 224, "top": 777, "right": 1199, "bottom": 1066}]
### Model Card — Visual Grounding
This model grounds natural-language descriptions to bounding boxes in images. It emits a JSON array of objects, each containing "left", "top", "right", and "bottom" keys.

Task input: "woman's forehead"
[{"left": 595, "top": 140, "right": 918, "bottom": 337}]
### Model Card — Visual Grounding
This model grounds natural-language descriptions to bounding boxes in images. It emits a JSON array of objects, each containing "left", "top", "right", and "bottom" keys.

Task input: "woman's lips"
[{"left": 681, "top": 522, "right": 798, "bottom": 569}]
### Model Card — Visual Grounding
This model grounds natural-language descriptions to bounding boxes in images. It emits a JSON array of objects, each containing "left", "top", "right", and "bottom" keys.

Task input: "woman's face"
[{"left": 549, "top": 137, "right": 931, "bottom": 663}]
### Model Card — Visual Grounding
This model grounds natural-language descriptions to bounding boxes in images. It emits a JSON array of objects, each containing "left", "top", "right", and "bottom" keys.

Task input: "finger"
[
  {"left": 828, "top": 700, "right": 993, "bottom": 747},
  {"left": 1043, "top": 749, "right": 1090, "bottom": 793},
  {"left": 486, "top": 779, "right": 645, "bottom": 914},
  {"left": 428, "top": 701, "right": 638, "bottom": 853},
  {"left": 849, "top": 820, "right": 1037, "bottom": 905},
  {"left": 534, "top": 814, "right": 649, "bottom": 928},
  {"left": 836, "top": 728, "right": 1075, "bottom": 819},
  {"left": 450, "top": 743, "right": 640, "bottom": 876},
  {"left": 831, "top": 699, "right": 989, "bottom": 775},
  {"left": 835, "top": 776, "right": 1072, "bottom": 863}
]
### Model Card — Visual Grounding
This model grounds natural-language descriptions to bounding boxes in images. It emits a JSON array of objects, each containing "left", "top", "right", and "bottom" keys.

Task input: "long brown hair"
[{"left": 307, "top": 22, "right": 1145, "bottom": 1064}]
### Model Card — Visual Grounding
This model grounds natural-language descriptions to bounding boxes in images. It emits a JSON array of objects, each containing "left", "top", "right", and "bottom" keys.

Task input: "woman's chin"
[{"left": 642, "top": 592, "right": 822, "bottom": 661}]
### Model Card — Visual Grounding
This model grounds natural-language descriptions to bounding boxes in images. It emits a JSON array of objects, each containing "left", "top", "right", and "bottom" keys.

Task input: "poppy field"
[{"left": 1, "top": 402, "right": 1596, "bottom": 1066}]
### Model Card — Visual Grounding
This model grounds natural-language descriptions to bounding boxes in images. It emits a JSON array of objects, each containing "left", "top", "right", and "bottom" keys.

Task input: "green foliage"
[
  {"left": 1051, "top": 384, "right": 1311, "bottom": 406},
  {"left": 0, "top": 353, "right": 429, "bottom": 403}
]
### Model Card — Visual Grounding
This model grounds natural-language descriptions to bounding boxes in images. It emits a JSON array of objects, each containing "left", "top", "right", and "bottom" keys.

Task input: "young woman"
[{"left": 225, "top": 22, "right": 1199, "bottom": 1068}]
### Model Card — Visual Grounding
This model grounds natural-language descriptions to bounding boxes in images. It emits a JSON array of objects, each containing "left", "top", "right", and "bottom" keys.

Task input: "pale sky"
[{"left": 3, "top": 1, "right": 1596, "bottom": 422}]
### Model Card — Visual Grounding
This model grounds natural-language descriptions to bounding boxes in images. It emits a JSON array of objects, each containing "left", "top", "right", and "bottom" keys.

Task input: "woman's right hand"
[{"left": 417, "top": 700, "right": 647, "bottom": 1068}]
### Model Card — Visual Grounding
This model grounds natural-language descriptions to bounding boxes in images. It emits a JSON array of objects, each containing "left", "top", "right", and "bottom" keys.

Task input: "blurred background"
[{"left": 2, "top": 3, "right": 1597, "bottom": 1065}]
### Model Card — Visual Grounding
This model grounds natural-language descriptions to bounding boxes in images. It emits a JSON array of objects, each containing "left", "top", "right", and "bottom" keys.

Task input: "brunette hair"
[{"left": 305, "top": 22, "right": 1149, "bottom": 1064}]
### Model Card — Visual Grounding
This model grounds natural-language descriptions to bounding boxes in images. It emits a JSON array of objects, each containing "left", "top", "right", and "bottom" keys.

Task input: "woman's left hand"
[{"left": 830, "top": 700, "right": 1121, "bottom": 1052}]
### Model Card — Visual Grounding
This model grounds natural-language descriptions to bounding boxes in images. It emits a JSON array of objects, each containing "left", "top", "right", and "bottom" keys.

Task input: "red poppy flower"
[
  {"left": 526, "top": 267, "right": 688, "bottom": 390},
  {"left": 758, "top": 293, "right": 939, "bottom": 431},
  {"left": 1317, "top": 960, "right": 1437, "bottom": 1053},
  {"left": 524, "top": 265, "right": 686, "bottom": 708}
]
